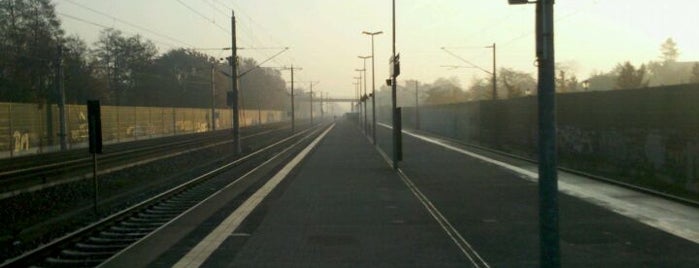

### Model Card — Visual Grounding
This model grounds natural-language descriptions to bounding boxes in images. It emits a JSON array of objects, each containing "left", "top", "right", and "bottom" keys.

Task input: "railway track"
[
  {"left": 1, "top": 122, "right": 330, "bottom": 267},
  {"left": 0, "top": 122, "right": 294, "bottom": 199}
]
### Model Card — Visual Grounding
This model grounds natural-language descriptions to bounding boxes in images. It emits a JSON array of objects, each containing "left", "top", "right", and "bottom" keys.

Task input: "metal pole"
[
  {"left": 57, "top": 45, "right": 67, "bottom": 151},
  {"left": 211, "top": 64, "right": 216, "bottom": 131},
  {"left": 92, "top": 152, "right": 98, "bottom": 215},
  {"left": 370, "top": 35, "right": 377, "bottom": 144},
  {"left": 290, "top": 65, "right": 295, "bottom": 133},
  {"left": 310, "top": 82, "right": 313, "bottom": 125},
  {"left": 8, "top": 103, "right": 12, "bottom": 157},
  {"left": 537, "top": 0, "right": 559, "bottom": 267},
  {"left": 492, "top": 42, "right": 497, "bottom": 100},
  {"left": 362, "top": 58, "right": 368, "bottom": 135},
  {"left": 231, "top": 11, "right": 241, "bottom": 154},
  {"left": 257, "top": 79, "right": 262, "bottom": 125},
  {"left": 391, "top": 0, "right": 399, "bottom": 169},
  {"left": 415, "top": 81, "right": 419, "bottom": 129}
]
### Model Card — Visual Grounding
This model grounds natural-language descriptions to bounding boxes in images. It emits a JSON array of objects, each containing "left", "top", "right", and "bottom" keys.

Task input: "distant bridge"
[
  {"left": 323, "top": 98, "right": 357, "bottom": 103},
  {"left": 297, "top": 97, "right": 356, "bottom": 103}
]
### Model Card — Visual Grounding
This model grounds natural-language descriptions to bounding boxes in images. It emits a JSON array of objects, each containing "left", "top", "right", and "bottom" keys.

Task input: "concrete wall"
[{"left": 382, "top": 83, "right": 699, "bottom": 197}]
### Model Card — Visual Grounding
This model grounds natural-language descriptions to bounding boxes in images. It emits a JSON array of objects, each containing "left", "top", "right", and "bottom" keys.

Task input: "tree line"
[
  {"left": 383, "top": 38, "right": 699, "bottom": 106},
  {"left": 575, "top": 38, "right": 698, "bottom": 91},
  {"left": 0, "top": 0, "right": 290, "bottom": 110}
]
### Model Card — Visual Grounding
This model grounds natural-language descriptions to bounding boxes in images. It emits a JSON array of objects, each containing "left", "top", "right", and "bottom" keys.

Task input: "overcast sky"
[{"left": 55, "top": 0, "right": 699, "bottom": 99}]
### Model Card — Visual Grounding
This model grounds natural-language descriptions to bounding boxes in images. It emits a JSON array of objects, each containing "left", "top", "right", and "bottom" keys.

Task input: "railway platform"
[{"left": 102, "top": 117, "right": 699, "bottom": 267}]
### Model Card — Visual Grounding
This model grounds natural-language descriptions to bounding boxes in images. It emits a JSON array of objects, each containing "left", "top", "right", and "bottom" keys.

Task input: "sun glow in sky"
[{"left": 55, "top": 0, "right": 699, "bottom": 99}]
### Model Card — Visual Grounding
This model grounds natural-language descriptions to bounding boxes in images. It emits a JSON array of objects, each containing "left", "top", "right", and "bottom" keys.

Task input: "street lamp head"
[
  {"left": 358, "top": 55, "right": 372, "bottom": 59},
  {"left": 508, "top": 0, "right": 530, "bottom": 4},
  {"left": 362, "top": 31, "right": 383, "bottom": 35}
]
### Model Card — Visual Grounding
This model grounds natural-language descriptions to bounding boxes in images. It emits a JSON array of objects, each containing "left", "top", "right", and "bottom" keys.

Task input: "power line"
[
  {"left": 201, "top": 0, "right": 229, "bottom": 18},
  {"left": 62, "top": 0, "right": 196, "bottom": 48},
  {"left": 225, "top": 1, "right": 293, "bottom": 66},
  {"left": 212, "top": 0, "right": 233, "bottom": 11},
  {"left": 56, "top": 12, "right": 179, "bottom": 49},
  {"left": 175, "top": 0, "right": 230, "bottom": 35},
  {"left": 57, "top": 12, "right": 112, "bottom": 32},
  {"left": 500, "top": 0, "right": 599, "bottom": 47}
]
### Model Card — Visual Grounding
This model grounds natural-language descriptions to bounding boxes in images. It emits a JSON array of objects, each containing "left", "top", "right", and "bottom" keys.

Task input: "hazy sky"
[{"left": 55, "top": 0, "right": 699, "bottom": 99}]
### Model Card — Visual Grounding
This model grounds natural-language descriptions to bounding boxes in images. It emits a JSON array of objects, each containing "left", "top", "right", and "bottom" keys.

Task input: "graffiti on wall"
[
  {"left": 12, "top": 131, "right": 29, "bottom": 152},
  {"left": 70, "top": 111, "right": 88, "bottom": 143},
  {"left": 557, "top": 126, "right": 595, "bottom": 155}
]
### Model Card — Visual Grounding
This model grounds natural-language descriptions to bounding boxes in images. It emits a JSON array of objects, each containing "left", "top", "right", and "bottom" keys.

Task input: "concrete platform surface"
[{"left": 105, "top": 118, "right": 699, "bottom": 267}]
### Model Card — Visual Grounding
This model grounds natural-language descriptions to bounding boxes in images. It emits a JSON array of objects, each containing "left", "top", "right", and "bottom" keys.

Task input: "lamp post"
[
  {"left": 355, "top": 69, "right": 365, "bottom": 128},
  {"left": 358, "top": 56, "right": 371, "bottom": 135},
  {"left": 508, "top": 0, "right": 558, "bottom": 267},
  {"left": 362, "top": 31, "right": 383, "bottom": 144}
]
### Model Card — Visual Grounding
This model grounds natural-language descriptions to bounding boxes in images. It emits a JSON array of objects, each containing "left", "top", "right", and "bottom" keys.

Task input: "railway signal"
[{"left": 87, "top": 100, "right": 103, "bottom": 215}]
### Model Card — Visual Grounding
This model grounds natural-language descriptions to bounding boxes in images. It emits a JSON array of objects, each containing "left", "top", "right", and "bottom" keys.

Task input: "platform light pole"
[
  {"left": 508, "top": 0, "right": 558, "bottom": 267},
  {"left": 355, "top": 70, "right": 364, "bottom": 127},
  {"left": 363, "top": 31, "right": 383, "bottom": 144},
  {"left": 358, "top": 56, "right": 371, "bottom": 135}
]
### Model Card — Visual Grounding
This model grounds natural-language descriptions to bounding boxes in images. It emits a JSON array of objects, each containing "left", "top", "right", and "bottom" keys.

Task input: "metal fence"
[{"left": 0, "top": 102, "right": 285, "bottom": 158}]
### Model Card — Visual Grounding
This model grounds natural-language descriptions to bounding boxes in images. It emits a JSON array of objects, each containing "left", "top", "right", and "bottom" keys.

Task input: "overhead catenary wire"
[
  {"left": 62, "top": 0, "right": 196, "bottom": 48},
  {"left": 435, "top": 0, "right": 601, "bottom": 74},
  {"left": 499, "top": 0, "right": 600, "bottom": 47},
  {"left": 201, "top": 0, "right": 230, "bottom": 18},
  {"left": 224, "top": 0, "right": 294, "bottom": 66},
  {"left": 197, "top": 0, "right": 283, "bottom": 66},
  {"left": 175, "top": 0, "right": 230, "bottom": 35},
  {"left": 56, "top": 12, "right": 179, "bottom": 49}
]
